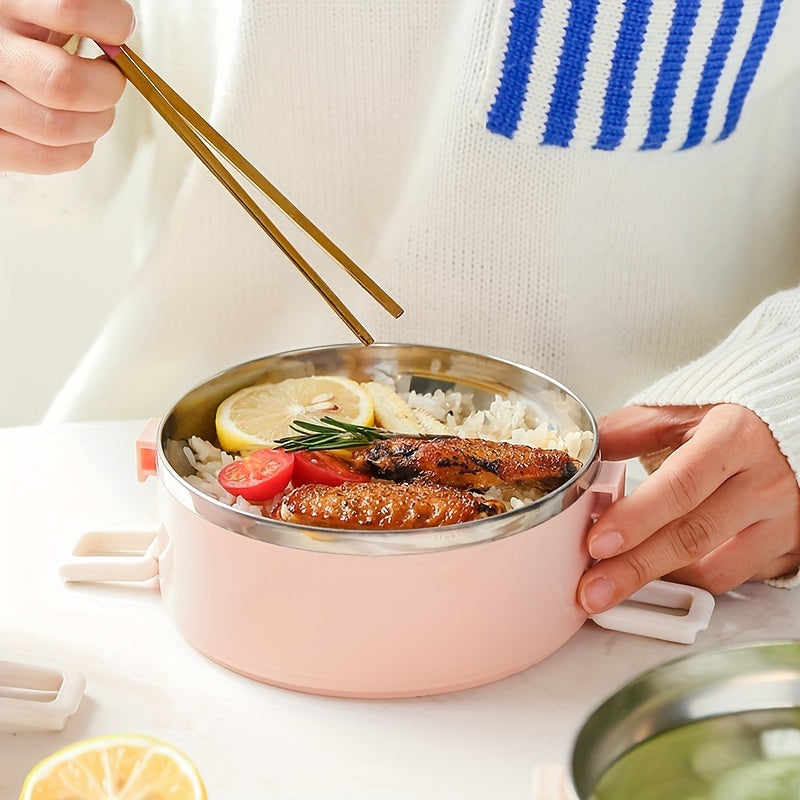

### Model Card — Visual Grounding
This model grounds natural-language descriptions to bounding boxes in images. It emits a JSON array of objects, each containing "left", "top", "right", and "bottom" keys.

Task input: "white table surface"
[{"left": 1, "top": 421, "right": 798, "bottom": 799}]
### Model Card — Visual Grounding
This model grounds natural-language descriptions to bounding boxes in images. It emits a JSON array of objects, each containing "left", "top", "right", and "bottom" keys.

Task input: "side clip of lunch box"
[
  {"left": 60, "top": 418, "right": 715, "bottom": 648},
  {"left": 0, "top": 660, "right": 85, "bottom": 732}
]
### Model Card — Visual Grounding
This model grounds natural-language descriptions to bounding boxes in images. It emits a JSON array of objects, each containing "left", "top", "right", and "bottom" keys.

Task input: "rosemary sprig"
[{"left": 275, "top": 416, "right": 397, "bottom": 451}]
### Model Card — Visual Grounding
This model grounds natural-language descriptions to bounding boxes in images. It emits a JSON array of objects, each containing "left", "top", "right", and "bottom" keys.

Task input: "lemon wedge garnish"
[
  {"left": 18, "top": 733, "right": 206, "bottom": 800},
  {"left": 215, "top": 375, "right": 374, "bottom": 453}
]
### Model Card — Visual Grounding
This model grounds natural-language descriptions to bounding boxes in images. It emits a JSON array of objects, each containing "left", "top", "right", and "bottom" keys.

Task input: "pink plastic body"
[
  {"left": 136, "top": 419, "right": 160, "bottom": 482},
  {"left": 151, "top": 461, "right": 625, "bottom": 698}
]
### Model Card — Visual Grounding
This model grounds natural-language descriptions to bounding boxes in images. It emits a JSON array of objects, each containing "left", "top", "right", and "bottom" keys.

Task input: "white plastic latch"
[
  {"left": 0, "top": 661, "right": 86, "bottom": 731},
  {"left": 590, "top": 579, "right": 715, "bottom": 644},
  {"left": 59, "top": 530, "right": 159, "bottom": 584}
]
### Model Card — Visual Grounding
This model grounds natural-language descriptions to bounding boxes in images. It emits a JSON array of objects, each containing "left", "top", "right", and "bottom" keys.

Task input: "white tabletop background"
[{"left": 2, "top": 421, "right": 798, "bottom": 799}]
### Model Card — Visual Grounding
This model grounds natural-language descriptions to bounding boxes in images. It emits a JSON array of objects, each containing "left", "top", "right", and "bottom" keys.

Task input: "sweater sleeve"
[{"left": 628, "top": 286, "right": 800, "bottom": 588}]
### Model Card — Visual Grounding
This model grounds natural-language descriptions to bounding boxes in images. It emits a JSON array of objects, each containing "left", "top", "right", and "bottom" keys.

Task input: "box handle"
[{"left": 59, "top": 530, "right": 160, "bottom": 584}]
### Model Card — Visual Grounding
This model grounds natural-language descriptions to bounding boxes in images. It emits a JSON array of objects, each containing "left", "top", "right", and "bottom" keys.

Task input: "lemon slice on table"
[
  {"left": 18, "top": 733, "right": 206, "bottom": 800},
  {"left": 216, "top": 375, "right": 374, "bottom": 453}
]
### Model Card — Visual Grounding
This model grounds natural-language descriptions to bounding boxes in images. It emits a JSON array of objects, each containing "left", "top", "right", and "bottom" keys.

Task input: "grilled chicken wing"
[
  {"left": 349, "top": 436, "right": 580, "bottom": 492},
  {"left": 279, "top": 480, "right": 505, "bottom": 530}
]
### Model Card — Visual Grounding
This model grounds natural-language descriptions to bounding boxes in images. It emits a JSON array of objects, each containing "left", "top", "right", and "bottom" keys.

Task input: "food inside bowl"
[
  {"left": 281, "top": 478, "right": 507, "bottom": 529},
  {"left": 171, "top": 373, "right": 594, "bottom": 530}
]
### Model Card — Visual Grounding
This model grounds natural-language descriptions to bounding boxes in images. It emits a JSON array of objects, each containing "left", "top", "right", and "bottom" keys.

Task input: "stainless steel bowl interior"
[
  {"left": 570, "top": 640, "right": 800, "bottom": 798},
  {"left": 157, "top": 343, "right": 599, "bottom": 555}
]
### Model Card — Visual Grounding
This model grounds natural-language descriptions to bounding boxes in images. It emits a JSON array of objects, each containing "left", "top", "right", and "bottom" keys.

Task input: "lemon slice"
[
  {"left": 216, "top": 375, "right": 374, "bottom": 452},
  {"left": 18, "top": 733, "right": 206, "bottom": 800}
]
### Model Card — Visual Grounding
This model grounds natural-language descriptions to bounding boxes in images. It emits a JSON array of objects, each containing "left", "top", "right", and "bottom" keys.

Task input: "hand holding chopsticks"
[{"left": 96, "top": 42, "right": 403, "bottom": 345}]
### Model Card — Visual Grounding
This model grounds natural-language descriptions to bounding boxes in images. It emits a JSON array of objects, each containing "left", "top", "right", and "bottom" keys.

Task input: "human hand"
[
  {"left": 578, "top": 403, "right": 800, "bottom": 614},
  {"left": 0, "top": 0, "right": 135, "bottom": 173}
]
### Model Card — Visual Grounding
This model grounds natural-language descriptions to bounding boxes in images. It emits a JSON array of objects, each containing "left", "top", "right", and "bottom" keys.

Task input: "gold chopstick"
[
  {"left": 121, "top": 45, "right": 403, "bottom": 321},
  {"left": 96, "top": 42, "right": 404, "bottom": 345}
]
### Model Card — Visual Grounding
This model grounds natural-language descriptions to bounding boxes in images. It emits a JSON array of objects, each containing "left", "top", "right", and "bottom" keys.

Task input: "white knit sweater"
[{"left": 3, "top": 0, "right": 799, "bottom": 492}]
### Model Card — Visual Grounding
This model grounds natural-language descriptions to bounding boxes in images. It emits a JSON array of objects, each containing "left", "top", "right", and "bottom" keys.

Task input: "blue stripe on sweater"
[
  {"left": 486, "top": 0, "right": 545, "bottom": 138},
  {"left": 594, "top": 0, "right": 654, "bottom": 151},
  {"left": 486, "top": 0, "right": 780, "bottom": 149},
  {"left": 541, "top": 0, "right": 600, "bottom": 147},
  {"left": 640, "top": 0, "right": 702, "bottom": 150},
  {"left": 682, "top": 0, "right": 744, "bottom": 149},
  {"left": 718, "top": 0, "right": 783, "bottom": 140}
]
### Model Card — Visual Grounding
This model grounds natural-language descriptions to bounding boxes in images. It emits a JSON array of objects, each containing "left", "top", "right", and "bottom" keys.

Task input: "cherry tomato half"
[
  {"left": 218, "top": 448, "right": 295, "bottom": 502},
  {"left": 292, "top": 450, "right": 371, "bottom": 487}
]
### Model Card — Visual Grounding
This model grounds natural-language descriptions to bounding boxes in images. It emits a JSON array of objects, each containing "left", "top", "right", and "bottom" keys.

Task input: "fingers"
[
  {"left": 0, "top": 34, "right": 127, "bottom": 111},
  {"left": 579, "top": 470, "right": 762, "bottom": 611},
  {"left": 0, "top": 0, "right": 132, "bottom": 173},
  {"left": 0, "top": 80, "right": 115, "bottom": 144},
  {"left": 597, "top": 404, "right": 704, "bottom": 461},
  {"left": 0, "top": 128, "right": 94, "bottom": 172},
  {"left": 588, "top": 406, "right": 740, "bottom": 560},
  {"left": 665, "top": 520, "right": 800, "bottom": 592},
  {"left": 580, "top": 404, "right": 800, "bottom": 613},
  {"left": 2, "top": 0, "right": 136, "bottom": 44}
]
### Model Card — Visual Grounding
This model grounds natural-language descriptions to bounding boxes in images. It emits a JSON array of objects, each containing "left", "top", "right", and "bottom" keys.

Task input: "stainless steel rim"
[
  {"left": 570, "top": 639, "right": 800, "bottom": 798},
  {"left": 156, "top": 343, "right": 599, "bottom": 555}
]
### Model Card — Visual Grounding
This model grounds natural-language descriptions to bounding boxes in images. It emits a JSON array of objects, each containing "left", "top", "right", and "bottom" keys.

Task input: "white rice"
[{"left": 406, "top": 389, "right": 593, "bottom": 461}]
